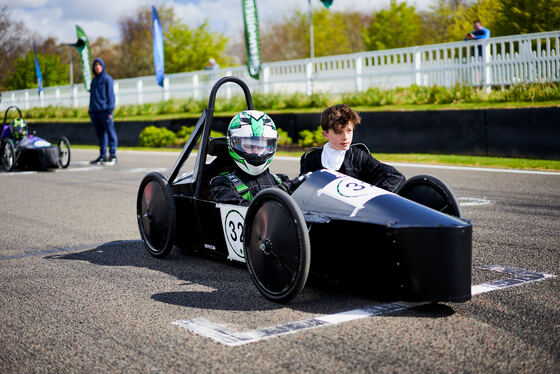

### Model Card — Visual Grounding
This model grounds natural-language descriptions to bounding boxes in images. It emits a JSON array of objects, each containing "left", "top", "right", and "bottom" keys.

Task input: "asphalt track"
[{"left": 0, "top": 149, "right": 558, "bottom": 373}]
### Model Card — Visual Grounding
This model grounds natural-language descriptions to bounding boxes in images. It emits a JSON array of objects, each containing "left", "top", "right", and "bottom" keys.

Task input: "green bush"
[
  {"left": 139, "top": 125, "right": 177, "bottom": 147},
  {"left": 277, "top": 128, "right": 293, "bottom": 146},
  {"left": 174, "top": 125, "right": 225, "bottom": 147},
  {"left": 298, "top": 126, "right": 325, "bottom": 148}
]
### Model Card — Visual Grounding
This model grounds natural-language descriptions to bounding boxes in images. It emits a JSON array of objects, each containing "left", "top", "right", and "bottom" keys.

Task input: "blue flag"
[
  {"left": 151, "top": 6, "right": 165, "bottom": 87},
  {"left": 33, "top": 41, "right": 43, "bottom": 94}
]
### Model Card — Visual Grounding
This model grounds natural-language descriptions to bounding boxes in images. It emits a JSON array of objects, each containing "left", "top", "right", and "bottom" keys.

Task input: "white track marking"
[
  {"left": 388, "top": 162, "right": 560, "bottom": 176},
  {"left": 0, "top": 171, "right": 37, "bottom": 176},
  {"left": 458, "top": 197, "right": 492, "bottom": 207},
  {"left": 274, "top": 156, "right": 560, "bottom": 176},
  {"left": 173, "top": 266, "right": 555, "bottom": 346},
  {"left": 121, "top": 167, "right": 167, "bottom": 173}
]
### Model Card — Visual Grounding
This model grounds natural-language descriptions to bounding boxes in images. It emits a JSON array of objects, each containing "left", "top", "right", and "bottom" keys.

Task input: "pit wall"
[{"left": 28, "top": 107, "right": 560, "bottom": 160}]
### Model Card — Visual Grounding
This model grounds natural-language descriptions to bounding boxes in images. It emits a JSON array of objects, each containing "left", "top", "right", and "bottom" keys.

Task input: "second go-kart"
[
  {"left": 137, "top": 77, "right": 472, "bottom": 303},
  {"left": 1, "top": 106, "right": 71, "bottom": 171}
]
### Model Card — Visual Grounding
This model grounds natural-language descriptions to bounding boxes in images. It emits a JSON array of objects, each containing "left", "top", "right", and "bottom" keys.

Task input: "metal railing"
[{"left": 1, "top": 30, "right": 558, "bottom": 111}]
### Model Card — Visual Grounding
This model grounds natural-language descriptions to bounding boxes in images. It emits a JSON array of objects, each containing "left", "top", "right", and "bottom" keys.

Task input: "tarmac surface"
[{"left": 0, "top": 149, "right": 558, "bottom": 373}]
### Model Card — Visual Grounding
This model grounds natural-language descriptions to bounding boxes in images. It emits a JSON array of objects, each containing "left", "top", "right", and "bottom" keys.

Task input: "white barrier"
[{"left": 1, "top": 30, "right": 558, "bottom": 110}]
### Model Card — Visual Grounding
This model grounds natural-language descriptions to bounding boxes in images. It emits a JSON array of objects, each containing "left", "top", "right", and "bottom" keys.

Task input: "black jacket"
[
  {"left": 300, "top": 144, "right": 405, "bottom": 192},
  {"left": 209, "top": 168, "right": 289, "bottom": 206}
]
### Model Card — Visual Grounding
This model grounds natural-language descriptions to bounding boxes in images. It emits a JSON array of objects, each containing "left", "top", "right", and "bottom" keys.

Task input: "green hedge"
[
  {"left": 138, "top": 126, "right": 177, "bottom": 147},
  {"left": 139, "top": 124, "right": 294, "bottom": 148},
  {"left": 15, "top": 83, "right": 560, "bottom": 120}
]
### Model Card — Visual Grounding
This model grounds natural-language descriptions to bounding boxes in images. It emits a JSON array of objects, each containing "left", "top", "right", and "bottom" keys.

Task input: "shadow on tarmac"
[{"left": 48, "top": 240, "right": 455, "bottom": 318}]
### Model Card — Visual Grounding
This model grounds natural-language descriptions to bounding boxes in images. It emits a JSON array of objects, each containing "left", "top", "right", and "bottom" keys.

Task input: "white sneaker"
[{"left": 103, "top": 156, "right": 117, "bottom": 166}]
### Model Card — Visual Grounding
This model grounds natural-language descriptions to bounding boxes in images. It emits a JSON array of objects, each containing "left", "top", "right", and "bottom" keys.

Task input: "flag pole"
[
  {"left": 68, "top": 46, "right": 73, "bottom": 86},
  {"left": 308, "top": 0, "right": 314, "bottom": 60}
]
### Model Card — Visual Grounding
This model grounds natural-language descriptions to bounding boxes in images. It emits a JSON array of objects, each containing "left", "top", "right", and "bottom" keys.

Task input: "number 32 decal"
[
  {"left": 224, "top": 209, "right": 246, "bottom": 258},
  {"left": 228, "top": 220, "right": 244, "bottom": 243}
]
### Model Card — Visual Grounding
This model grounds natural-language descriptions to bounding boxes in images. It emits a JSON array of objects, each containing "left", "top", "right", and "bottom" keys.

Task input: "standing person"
[
  {"left": 89, "top": 57, "right": 117, "bottom": 165},
  {"left": 205, "top": 58, "right": 220, "bottom": 71},
  {"left": 464, "top": 19, "right": 490, "bottom": 57},
  {"left": 464, "top": 19, "right": 491, "bottom": 41},
  {"left": 204, "top": 58, "right": 220, "bottom": 81}
]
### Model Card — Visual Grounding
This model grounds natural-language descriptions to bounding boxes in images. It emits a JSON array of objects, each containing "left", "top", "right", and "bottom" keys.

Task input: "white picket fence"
[{"left": 1, "top": 30, "right": 559, "bottom": 111}]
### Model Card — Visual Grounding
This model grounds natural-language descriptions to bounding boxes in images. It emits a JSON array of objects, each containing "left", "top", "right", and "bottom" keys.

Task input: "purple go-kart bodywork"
[{"left": 1, "top": 106, "right": 71, "bottom": 171}]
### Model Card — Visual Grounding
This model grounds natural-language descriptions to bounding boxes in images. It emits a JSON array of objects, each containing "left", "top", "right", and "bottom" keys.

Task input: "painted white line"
[
  {"left": 57, "top": 166, "right": 104, "bottom": 172},
  {"left": 121, "top": 167, "right": 167, "bottom": 174},
  {"left": 457, "top": 197, "right": 492, "bottom": 207},
  {"left": 72, "top": 149, "right": 180, "bottom": 156},
  {"left": 0, "top": 170, "right": 38, "bottom": 176},
  {"left": 173, "top": 266, "right": 555, "bottom": 346},
  {"left": 275, "top": 157, "right": 559, "bottom": 175},
  {"left": 388, "top": 162, "right": 560, "bottom": 176}
]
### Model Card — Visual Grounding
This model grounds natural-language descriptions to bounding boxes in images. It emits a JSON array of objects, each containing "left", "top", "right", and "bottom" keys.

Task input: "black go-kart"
[
  {"left": 1, "top": 106, "right": 71, "bottom": 171},
  {"left": 137, "top": 77, "right": 472, "bottom": 303}
]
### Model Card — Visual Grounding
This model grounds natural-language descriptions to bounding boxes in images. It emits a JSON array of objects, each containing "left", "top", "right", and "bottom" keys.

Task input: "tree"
[
  {"left": 418, "top": 0, "right": 498, "bottom": 44},
  {"left": 5, "top": 51, "right": 68, "bottom": 90},
  {"left": 90, "top": 37, "right": 121, "bottom": 78},
  {"left": 164, "top": 21, "right": 230, "bottom": 73},
  {"left": 257, "top": 8, "right": 371, "bottom": 63},
  {"left": 0, "top": 6, "right": 35, "bottom": 90},
  {"left": 363, "top": 0, "right": 423, "bottom": 50},
  {"left": 493, "top": 0, "right": 560, "bottom": 35},
  {"left": 117, "top": 5, "right": 175, "bottom": 78}
]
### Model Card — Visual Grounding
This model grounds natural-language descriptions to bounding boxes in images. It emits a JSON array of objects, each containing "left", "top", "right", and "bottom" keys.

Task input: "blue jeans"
[{"left": 90, "top": 111, "right": 118, "bottom": 158}]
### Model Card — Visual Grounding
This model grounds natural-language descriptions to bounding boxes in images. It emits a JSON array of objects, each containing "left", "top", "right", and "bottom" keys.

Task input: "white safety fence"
[{"left": 1, "top": 30, "right": 558, "bottom": 111}]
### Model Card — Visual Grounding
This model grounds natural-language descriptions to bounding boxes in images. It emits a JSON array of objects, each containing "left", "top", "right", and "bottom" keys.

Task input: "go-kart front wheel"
[
  {"left": 244, "top": 188, "right": 310, "bottom": 303},
  {"left": 137, "top": 172, "right": 176, "bottom": 258},
  {"left": 57, "top": 136, "right": 71, "bottom": 168},
  {"left": 2, "top": 140, "right": 15, "bottom": 171}
]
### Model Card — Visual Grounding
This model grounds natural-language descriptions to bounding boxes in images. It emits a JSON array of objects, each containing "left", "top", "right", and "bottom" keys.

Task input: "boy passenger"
[{"left": 300, "top": 104, "right": 405, "bottom": 192}]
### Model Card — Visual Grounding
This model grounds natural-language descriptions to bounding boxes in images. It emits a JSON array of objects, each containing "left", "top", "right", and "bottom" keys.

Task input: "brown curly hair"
[{"left": 319, "top": 104, "right": 361, "bottom": 133}]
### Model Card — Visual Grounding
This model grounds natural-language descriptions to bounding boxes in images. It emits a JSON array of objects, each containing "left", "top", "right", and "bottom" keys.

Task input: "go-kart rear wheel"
[
  {"left": 57, "top": 136, "right": 71, "bottom": 168},
  {"left": 2, "top": 140, "right": 15, "bottom": 171},
  {"left": 397, "top": 174, "right": 461, "bottom": 217},
  {"left": 137, "top": 172, "right": 176, "bottom": 258},
  {"left": 244, "top": 188, "right": 310, "bottom": 303}
]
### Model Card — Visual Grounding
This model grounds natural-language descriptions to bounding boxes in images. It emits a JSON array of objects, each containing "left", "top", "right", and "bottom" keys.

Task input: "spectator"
[
  {"left": 464, "top": 19, "right": 490, "bottom": 57},
  {"left": 89, "top": 58, "right": 118, "bottom": 165},
  {"left": 204, "top": 58, "right": 220, "bottom": 81},
  {"left": 464, "top": 19, "right": 491, "bottom": 41},
  {"left": 205, "top": 58, "right": 220, "bottom": 71}
]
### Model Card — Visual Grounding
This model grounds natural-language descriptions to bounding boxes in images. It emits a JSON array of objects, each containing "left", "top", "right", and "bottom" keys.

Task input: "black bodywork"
[{"left": 137, "top": 77, "right": 472, "bottom": 303}]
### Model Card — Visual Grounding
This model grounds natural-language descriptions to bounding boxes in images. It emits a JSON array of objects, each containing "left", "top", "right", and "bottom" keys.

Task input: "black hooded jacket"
[{"left": 300, "top": 144, "right": 405, "bottom": 192}]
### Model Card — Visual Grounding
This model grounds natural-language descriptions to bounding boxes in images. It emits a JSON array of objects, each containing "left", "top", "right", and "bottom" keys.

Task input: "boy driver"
[
  {"left": 209, "top": 110, "right": 304, "bottom": 206},
  {"left": 300, "top": 104, "right": 405, "bottom": 192}
]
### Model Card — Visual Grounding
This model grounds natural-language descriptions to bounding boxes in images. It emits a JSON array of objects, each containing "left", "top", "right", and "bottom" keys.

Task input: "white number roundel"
[{"left": 224, "top": 209, "right": 245, "bottom": 258}]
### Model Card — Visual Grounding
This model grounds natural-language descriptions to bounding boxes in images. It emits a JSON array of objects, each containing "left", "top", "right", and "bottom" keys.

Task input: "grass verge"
[{"left": 72, "top": 145, "right": 560, "bottom": 171}]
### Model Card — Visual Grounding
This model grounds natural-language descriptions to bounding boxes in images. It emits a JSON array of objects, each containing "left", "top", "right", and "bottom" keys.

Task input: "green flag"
[
  {"left": 74, "top": 25, "right": 92, "bottom": 92},
  {"left": 242, "top": 0, "right": 261, "bottom": 79},
  {"left": 320, "top": 0, "right": 333, "bottom": 8}
]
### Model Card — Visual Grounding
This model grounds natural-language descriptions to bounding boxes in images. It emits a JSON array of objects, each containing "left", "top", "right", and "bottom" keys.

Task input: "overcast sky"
[{"left": 2, "top": 0, "right": 435, "bottom": 43}]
